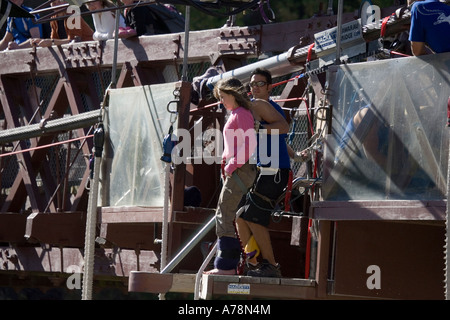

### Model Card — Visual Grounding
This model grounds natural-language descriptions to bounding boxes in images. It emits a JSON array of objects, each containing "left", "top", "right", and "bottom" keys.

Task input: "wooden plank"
[
  {"left": 207, "top": 274, "right": 315, "bottom": 287},
  {"left": 25, "top": 212, "right": 86, "bottom": 247},
  {"left": 315, "top": 220, "right": 332, "bottom": 299},
  {"left": 128, "top": 272, "right": 196, "bottom": 294},
  {"left": 203, "top": 274, "right": 316, "bottom": 300},
  {"left": 100, "top": 206, "right": 164, "bottom": 223}
]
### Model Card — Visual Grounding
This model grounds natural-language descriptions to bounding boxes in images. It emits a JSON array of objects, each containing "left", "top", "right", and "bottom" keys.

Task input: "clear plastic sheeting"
[
  {"left": 104, "top": 83, "right": 177, "bottom": 207},
  {"left": 323, "top": 53, "right": 450, "bottom": 201}
]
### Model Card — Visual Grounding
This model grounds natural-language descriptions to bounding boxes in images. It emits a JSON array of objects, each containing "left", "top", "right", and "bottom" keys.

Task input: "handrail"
[{"left": 160, "top": 215, "right": 216, "bottom": 274}]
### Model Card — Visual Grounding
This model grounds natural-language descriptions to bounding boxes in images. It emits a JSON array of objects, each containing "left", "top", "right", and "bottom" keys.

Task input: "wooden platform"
[{"left": 128, "top": 271, "right": 316, "bottom": 300}]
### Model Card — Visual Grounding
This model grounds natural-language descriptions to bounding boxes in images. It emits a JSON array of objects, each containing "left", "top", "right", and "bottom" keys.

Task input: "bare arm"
[
  {"left": 7, "top": 26, "right": 42, "bottom": 50},
  {"left": 0, "top": 32, "right": 13, "bottom": 51},
  {"left": 31, "top": 38, "right": 72, "bottom": 47},
  {"left": 251, "top": 99, "right": 289, "bottom": 134},
  {"left": 411, "top": 41, "right": 429, "bottom": 56}
]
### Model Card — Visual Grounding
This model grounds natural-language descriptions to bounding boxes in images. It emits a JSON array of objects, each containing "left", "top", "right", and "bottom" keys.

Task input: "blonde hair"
[{"left": 213, "top": 77, "right": 251, "bottom": 110}]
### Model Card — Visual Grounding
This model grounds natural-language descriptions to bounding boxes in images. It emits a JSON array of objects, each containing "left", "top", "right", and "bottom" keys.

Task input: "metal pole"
[
  {"left": 335, "top": 0, "right": 344, "bottom": 65},
  {"left": 110, "top": 7, "right": 121, "bottom": 88},
  {"left": 446, "top": 96, "right": 450, "bottom": 300},
  {"left": 0, "top": 109, "right": 102, "bottom": 144},
  {"left": 161, "top": 215, "right": 216, "bottom": 274},
  {"left": 181, "top": 6, "right": 190, "bottom": 81},
  {"left": 205, "top": 51, "right": 296, "bottom": 89},
  {"left": 446, "top": 129, "right": 450, "bottom": 300}
]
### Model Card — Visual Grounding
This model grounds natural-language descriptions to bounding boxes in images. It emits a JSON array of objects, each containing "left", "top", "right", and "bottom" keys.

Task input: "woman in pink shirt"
[{"left": 205, "top": 77, "right": 257, "bottom": 275}]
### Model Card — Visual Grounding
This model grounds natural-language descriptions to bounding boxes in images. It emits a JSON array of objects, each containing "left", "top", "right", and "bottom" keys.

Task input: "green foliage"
[{"left": 176, "top": 0, "right": 401, "bottom": 31}]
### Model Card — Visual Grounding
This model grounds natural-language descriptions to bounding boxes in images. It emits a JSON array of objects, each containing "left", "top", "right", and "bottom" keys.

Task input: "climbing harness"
[
  {"left": 161, "top": 125, "right": 176, "bottom": 163},
  {"left": 161, "top": 90, "right": 179, "bottom": 163}
]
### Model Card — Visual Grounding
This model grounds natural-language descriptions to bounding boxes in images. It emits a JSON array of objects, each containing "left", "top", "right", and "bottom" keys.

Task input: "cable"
[{"left": 0, "top": 134, "right": 94, "bottom": 158}]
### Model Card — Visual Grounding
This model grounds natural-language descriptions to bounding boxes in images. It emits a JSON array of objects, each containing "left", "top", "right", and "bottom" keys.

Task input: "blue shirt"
[
  {"left": 409, "top": 0, "right": 450, "bottom": 53},
  {"left": 257, "top": 100, "right": 291, "bottom": 169},
  {"left": 6, "top": 6, "right": 42, "bottom": 45}
]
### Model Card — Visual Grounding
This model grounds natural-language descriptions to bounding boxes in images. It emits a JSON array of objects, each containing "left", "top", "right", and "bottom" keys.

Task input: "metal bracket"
[
  {"left": 64, "top": 42, "right": 103, "bottom": 67},
  {"left": 218, "top": 26, "right": 260, "bottom": 56}
]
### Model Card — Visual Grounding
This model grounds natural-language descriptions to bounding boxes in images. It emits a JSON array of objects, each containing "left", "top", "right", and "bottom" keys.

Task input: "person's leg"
[
  {"left": 236, "top": 217, "right": 252, "bottom": 247},
  {"left": 246, "top": 221, "right": 276, "bottom": 266},
  {"left": 206, "top": 177, "right": 241, "bottom": 275},
  {"left": 207, "top": 164, "right": 256, "bottom": 275},
  {"left": 204, "top": 236, "right": 241, "bottom": 275},
  {"left": 246, "top": 220, "right": 280, "bottom": 277},
  {"left": 236, "top": 217, "right": 260, "bottom": 269},
  {"left": 238, "top": 170, "right": 290, "bottom": 277}
]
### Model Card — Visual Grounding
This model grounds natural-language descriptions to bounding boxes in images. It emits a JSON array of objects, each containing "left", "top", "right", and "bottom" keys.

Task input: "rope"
[
  {"left": 0, "top": 134, "right": 94, "bottom": 158},
  {"left": 81, "top": 124, "right": 104, "bottom": 301}
]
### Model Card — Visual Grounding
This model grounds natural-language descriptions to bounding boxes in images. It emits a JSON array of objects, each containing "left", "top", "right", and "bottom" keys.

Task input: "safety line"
[{"left": 0, "top": 134, "right": 94, "bottom": 158}]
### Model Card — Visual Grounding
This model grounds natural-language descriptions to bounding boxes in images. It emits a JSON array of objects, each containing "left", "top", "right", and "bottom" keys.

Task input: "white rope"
[
  {"left": 158, "top": 162, "right": 171, "bottom": 300},
  {"left": 161, "top": 162, "right": 170, "bottom": 269},
  {"left": 81, "top": 151, "right": 101, "bottom": 300}
]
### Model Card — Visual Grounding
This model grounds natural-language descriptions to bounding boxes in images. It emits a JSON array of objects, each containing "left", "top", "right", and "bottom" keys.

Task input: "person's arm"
[
  {"left": 11, "top": 26, "right": 41, "bottom": 49},
  {"left": 32, "top": 37, "right": 72, "bottom": 47},
  {"left": 410, "top": 41, "right": 430, "bottom": 56},
  {"left": 0, "top": 31, "right": 13, "bottom": 51},
  {"left": 408, "top": 3, "right": 432, "bottom": 56},
  {"left": 251, "top": 99, "right": 289, "bottom": 134}
]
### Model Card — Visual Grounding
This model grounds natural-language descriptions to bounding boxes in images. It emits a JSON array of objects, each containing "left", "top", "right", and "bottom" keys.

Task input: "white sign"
[
  {"left": 314, "top": 19, "right": 363, "bottom": 53},
  {"left": 227, "top": 283, "right": 250, "bottom": 295}
]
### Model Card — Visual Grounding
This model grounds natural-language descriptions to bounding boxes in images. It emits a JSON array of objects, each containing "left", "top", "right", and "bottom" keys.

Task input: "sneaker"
[
  {"left": 246, "top": 259, "right": 281, "bottom": 278},
  {"left": 242, "top": 261, "right": 260, "bottom": 276}
]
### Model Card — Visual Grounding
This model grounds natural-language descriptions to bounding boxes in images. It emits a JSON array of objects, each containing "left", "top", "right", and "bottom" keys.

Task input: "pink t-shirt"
[{"left": 222, "top": 107, "right": 257, "bottom": 175}]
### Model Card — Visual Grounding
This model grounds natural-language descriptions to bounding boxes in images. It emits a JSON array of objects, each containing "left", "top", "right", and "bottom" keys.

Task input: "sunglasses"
[{"left": 249, "top": 81, "right": 267, "bottom": 88}]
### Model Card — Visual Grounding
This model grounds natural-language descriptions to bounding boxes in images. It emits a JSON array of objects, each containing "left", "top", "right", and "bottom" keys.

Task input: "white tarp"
[
  {"left": 104, "top": 83, "right": 177, "bottom": 206},
  {"left": 323, "top": 52, "right": 450, "bottom": 201}
]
